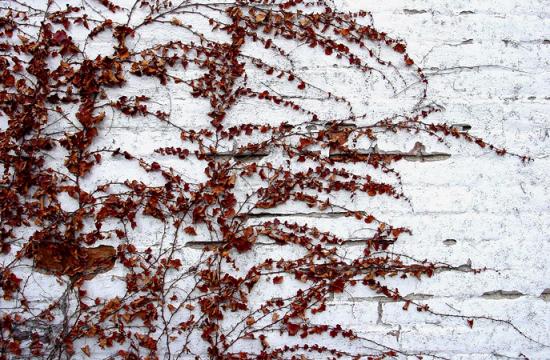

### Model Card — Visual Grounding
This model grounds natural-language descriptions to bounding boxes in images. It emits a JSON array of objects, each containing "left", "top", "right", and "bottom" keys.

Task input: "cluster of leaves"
[{"left": 0, "top": 0, "right": 532, "bottom": 359}]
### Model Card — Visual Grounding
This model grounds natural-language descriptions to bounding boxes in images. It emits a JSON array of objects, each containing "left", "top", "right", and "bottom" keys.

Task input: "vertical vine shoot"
[{"left": 0, "top": 0, "right": 536, "bottom": 359}]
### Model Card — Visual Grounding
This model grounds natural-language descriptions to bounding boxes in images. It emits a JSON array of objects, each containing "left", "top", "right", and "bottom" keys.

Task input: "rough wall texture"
[
  {"left": 331, "top": 1, "right": 550, "bottom": 358},
  {"left": 2, "top": 0, "right": 549, "bottom": 359}
]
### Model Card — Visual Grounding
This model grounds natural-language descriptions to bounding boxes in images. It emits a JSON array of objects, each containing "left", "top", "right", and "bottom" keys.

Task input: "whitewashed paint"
[{"left": 1, "top": 0, "right": 549, "bottom": 358}]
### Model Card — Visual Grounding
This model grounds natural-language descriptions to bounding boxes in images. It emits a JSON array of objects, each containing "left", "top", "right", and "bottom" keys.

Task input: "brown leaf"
[
  {"left": 184, "top": 226, "right": 197, "bottom": 235},
  {"left": 299, "top": 17, "right": 310, "bottom": 26},
  {"left": 255, "top": 12, "right": 267, "bottom": 23},
  {"left": 81, "top": 345, "right": 91, "bottom": 357},
  {"left": 33, "top": 243, "right": 116, "bottom": 279}
]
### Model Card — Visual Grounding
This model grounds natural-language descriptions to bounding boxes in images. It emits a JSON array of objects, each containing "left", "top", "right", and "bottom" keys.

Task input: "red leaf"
[
  {"left": 287, "top": 323, "right": 300, "bottom": 336},
  {"left": 330, "top": 278, "right": 345, "bottom": 293},
  {"left": 4, "top": 74, "right": 15, "bottom": 87},
  {"left": 184, "top": 226, "right": 197, "bottom": 235},
  {"left": 393, "top": 43, "right": 406, "bottom": 53},
  {"left": 52, "top": 30, "right": 68, "bottom": 44}
]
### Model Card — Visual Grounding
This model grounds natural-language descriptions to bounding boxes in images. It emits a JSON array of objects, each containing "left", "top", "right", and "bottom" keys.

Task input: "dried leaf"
[{"left": 81, "top": 345, "right": 91, "bottom": 357}]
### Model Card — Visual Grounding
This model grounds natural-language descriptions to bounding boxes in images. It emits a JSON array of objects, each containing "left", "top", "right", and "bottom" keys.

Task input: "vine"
[{"left": 0, "top": 0, "right": 534, "bottom": 359}]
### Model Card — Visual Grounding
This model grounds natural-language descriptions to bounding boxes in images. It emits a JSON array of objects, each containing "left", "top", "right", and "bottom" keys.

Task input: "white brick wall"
[
  {"left": 2, "top": 0, "right": 549, "bottom": 358},
  {"left": 333, "top": 1, "right": 550, "bottom": 358}
]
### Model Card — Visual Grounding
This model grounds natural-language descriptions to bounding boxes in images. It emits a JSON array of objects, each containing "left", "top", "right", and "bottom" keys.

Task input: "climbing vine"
[{"left": 0, "top": 0, "right": 533, "bottom": 359}]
